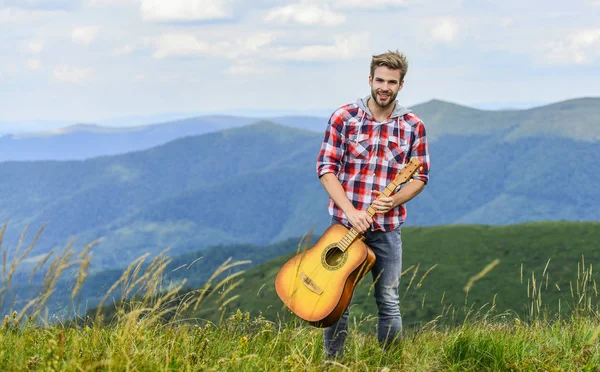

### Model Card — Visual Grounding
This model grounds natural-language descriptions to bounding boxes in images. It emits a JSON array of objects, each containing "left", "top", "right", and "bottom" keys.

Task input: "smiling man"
[{"left": 316, "top": 50, "right": 431, "bottom": 359}]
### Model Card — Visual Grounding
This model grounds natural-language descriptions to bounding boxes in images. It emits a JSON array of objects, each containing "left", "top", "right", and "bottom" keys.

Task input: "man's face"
[{"left": 369, "top": 66, "right": 404, "bottom": 109}]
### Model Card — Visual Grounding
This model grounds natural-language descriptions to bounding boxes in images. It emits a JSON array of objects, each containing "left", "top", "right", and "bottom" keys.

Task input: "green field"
[{"left": 2, "top": 221, "right": 600, "bottom": 370}]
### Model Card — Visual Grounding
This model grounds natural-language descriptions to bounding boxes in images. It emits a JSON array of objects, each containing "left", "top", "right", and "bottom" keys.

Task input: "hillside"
[
  {"left": 0, "top": 122, "right": 328, "bottom": 270},
  {"left": 184, "top": 221, "right": 600, "bottom": 326},
  {"left": 76, "top": 221, "right": 600, "bottom": 330},
  {"left": 6, "top": 222, "right": 600, "bottom": 326},
  {"left": 1, "top": 112, "right": 599, "bottom": 271}
]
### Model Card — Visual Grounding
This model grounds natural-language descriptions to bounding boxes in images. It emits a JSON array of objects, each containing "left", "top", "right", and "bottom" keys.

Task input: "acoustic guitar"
[{"left": 275, "top": 158, "right": 422, "bottom": 327}]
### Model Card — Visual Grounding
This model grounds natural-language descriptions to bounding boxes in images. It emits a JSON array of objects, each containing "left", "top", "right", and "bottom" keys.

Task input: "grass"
[
  {"left": 2, "top": 311, "right": 600, "bottom": 370},
  {"left": 2, "top": 221, "right": 600, "bottom": 371}
]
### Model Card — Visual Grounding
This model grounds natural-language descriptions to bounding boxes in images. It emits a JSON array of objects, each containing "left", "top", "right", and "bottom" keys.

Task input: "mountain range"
[
  {"left": 0, "top": 97, "right": 598, "bottom": 273},
  {"left": 2, "top": 97, "right": 598, "bottom": 162},
  {"left": 0, "top": 116, "right": 327, "bottom": 162}
]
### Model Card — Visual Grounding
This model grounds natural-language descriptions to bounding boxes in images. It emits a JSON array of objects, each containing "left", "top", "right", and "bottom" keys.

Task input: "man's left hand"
[{"left": 372, "top": 190, "right": 395, "bottom": 213}]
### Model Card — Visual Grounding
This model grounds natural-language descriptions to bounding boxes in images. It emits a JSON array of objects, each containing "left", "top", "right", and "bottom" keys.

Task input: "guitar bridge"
[{"left": 300, "top": 272, "right": 323, "bottom": 295}]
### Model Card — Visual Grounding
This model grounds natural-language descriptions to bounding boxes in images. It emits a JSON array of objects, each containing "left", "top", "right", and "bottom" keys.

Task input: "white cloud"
[
  {"left": 26, "top": 40, "right": 44, "bottom": 54},
  {"left": 0, "top": 7, "right": 64, "bottom": 24},
  {"left": 265, "top": 3, "right": 345, "bottom": 26},
  {"left": 2, "top": 62, "right": 19, "bottom": 76},
  {"left": 72, "top": 26, "right": 99, "bottom": 46},
  {"left": 239, "top": 33, "right": 275, "bottom": 54},
  {"left": 152, "top": 33, "right": 211, "bottom": 58},
  {"left": 500, "top": 17, "right": 513, "bottom": 27},
  {"left": 3, "top": 0, "right": 74, "bottom": 9},
  {"left": 0, "top": 8, "right": 19, "bottom": 24},
  {"left": 26, "top": 59, "right": 41, "bottom": 70},
  {"left": 113, "top": 44, "right": 134, "bottom": 56},
  {"left": 329, "top": 0, "right": 414, "bottom": 9},
  {"left": 222, "top": 33, "right": 276, "bottom": 59},
  {"left": 227, "top": 65, "right": 257, "bottom": 75},
  {"left": 152, "top": 32, "right": 275, "bottom": 59},
  {"left": 545, "top": 29, "right": 600, "bottom": 64},
  {"left": 227, "top": 60, "right": 261, "bottom": 75},
  {"left": 431, "top": 19, "right": 459, "bottom": 43},
  {"left": 276, "top": 33, "right": 368, "bottom": 62},
  {"left": 88, "top": 0, "right": 139, "bottom": 4},
  {"left": 2, "top": 0, "right": 599, "bottom": 123},
  {"left": 52, "top": 64, "right": 94, "bottom": 83},
  {"left": 140, "top": 0, "right": 229, "bottom": 22}
]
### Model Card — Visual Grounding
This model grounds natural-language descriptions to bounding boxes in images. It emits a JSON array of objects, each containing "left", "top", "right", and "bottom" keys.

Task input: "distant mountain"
[
  {"left": 0, "top": 97, "right": 598, "bottom": 272},
  {"left": 0, "top": 116, "right": 327, "bottom": 162},
  {"left": 0, "top": 116, "right": 256, "bottom": 162},
  {"left": 0, "top": 122, "right": 329, "bottom": 270},
  {"left": 2, "top": 97, "right": 598, "bottom": 162},
  {"left": 411, "top": 97, "right": 600, "bottom": 141}
]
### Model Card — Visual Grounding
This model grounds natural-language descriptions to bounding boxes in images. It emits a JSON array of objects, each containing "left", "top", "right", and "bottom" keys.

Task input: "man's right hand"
[{"left": 345, "top": 208, "right": 373, "bottom": 233}]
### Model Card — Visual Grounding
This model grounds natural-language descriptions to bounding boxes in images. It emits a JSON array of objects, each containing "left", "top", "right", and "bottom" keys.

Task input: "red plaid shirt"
[{"left": 316, "top": 101, "right": 430, "bottom": 231}]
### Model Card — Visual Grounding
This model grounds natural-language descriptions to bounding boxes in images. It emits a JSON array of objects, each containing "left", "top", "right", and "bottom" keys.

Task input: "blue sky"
[{"left": 1, "top": 0, "right": 599, "bottom": 131}]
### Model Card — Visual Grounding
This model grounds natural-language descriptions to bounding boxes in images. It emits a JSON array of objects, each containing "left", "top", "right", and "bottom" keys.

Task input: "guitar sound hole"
[{"left": 325, "top": 246, "right": 346, "bottom": 267}]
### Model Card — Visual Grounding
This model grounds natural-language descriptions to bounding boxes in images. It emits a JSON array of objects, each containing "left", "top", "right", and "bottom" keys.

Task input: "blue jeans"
[{"left": 324, "top": 219, "right": 403, "bottom": 359}]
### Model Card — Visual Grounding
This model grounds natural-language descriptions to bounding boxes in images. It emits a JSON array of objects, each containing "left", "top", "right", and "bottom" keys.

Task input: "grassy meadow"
[
  {"left": 3, "top": 309, "right": 600, "bottom": 371},
  {"left": 2, "top": 222, "right": 600, "bottom": 371}
]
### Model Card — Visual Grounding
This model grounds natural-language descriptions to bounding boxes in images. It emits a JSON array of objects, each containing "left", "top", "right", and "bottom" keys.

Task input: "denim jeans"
[{"left": 323, "top": 218, "right": 403, "bottom": 359}]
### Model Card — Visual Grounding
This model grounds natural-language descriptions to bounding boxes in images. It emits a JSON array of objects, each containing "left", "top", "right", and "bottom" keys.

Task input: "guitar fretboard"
[
  {"left": 336, "top": 157, "right": 421, "bottom": 252},
  {"left": 338, "top": 181, "right": 398, "bottom": 252}
]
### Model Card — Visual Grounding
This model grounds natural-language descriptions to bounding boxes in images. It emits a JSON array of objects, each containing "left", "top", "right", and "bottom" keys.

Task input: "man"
[{"left": 316, "top": 50, "right": 430, "bottom": 359}]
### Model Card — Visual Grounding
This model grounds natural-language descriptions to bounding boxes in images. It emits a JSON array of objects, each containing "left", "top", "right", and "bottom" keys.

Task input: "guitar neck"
[
  {"left": 339, "top": 228, "right": 360, "bottom": 252},
  {"left": 365, "top": 181, "right": 398, "bottom": 218},
  {"left": 339, "top": 181, "right": 399, "bottom": 252},
  {"left": 338, "top": 158, "right": 421, "bottom": 252}
]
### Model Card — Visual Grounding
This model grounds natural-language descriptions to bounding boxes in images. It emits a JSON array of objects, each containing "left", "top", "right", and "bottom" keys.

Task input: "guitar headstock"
[{"left": 392, "top": 158, "right": 422, "bottom": 186}]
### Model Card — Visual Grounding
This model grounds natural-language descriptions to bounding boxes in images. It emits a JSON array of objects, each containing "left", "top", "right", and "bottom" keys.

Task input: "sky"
[{"left": 1, "top": 0, "right": 599, "bottom": 132}]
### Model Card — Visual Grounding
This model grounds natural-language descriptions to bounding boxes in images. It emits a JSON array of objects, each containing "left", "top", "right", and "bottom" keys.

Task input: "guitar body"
[{"left": 275, "top": 223, "right": 376, "bottom": 327}]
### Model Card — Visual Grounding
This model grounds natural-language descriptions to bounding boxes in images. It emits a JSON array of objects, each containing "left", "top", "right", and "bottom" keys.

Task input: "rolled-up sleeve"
[
  {"left": 411, "top": 120, "right": 430, "bottom": 184},
  {"left": 316, "top": 113, "right": 345, "bottom": 178}
]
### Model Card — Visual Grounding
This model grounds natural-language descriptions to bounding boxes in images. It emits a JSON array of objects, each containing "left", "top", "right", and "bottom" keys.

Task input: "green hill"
[
  {"left": 182, "top": 221, "right": 600, "bottom": 327},
  {"left": 9, "top": 222, "right": 600, "bottom": 325}
]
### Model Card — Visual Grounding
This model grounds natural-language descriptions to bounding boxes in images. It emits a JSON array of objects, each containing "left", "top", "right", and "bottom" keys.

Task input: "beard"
[{"left": 371, "top": 88, "right": 398, "bottom": 109}]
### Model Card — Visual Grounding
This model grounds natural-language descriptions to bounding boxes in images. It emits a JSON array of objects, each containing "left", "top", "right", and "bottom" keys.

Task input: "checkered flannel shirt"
[{"left": 316, "top": 103, "right": 430, "bottom": 231}]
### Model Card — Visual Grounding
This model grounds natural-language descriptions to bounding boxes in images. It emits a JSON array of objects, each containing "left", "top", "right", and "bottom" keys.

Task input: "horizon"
[{"left": 1, "top": 95, "right": 596, "bottom": 135}]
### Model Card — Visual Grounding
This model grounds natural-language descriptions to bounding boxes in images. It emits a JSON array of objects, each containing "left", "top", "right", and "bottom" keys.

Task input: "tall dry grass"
[
  {"left": 1, "top": 222, "right": 600, "bottom": 370},
  {"left": 0, "top": 221, "right": 251, "bottom": 329}
]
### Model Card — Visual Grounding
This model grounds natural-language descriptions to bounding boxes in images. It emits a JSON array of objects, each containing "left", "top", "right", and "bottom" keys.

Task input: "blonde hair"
[{"left": 370, "top": 50, "right": 408, "bottom": 81}]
